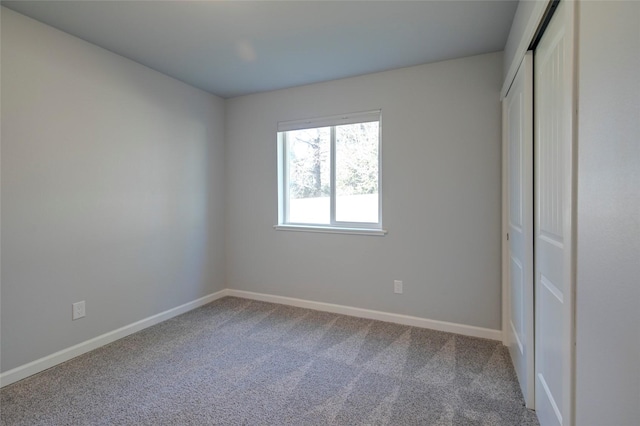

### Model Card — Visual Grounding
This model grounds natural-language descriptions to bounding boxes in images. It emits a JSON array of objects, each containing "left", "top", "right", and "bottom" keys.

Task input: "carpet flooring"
[{"left": 1, "top": 297, "right": 539, "bottom": 425}]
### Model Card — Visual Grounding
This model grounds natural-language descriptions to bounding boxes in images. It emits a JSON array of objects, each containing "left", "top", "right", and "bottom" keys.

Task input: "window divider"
[
  {"left": 281, "top": 132, "right": 290, "bottom": 224},
  {"left": 329, "top": 126, "right": 336, "bottom": 225}
]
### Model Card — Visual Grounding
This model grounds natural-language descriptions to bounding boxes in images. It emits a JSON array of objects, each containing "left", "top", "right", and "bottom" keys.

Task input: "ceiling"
[{"left": 2, "top": 1, "right": 518, "bottom": 98}]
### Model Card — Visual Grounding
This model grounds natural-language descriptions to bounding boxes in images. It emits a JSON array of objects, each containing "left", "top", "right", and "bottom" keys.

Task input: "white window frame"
[{"left": 275, "top": 110, "right": 386, "bottom": 236}]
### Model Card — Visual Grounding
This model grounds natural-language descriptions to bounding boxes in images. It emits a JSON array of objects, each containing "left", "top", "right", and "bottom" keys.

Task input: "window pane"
[
  {"left": 335, "top": 122, "right": 379, "bottom": 223},
  {"left": 287, "top": 127, "right": 331, "bottom": 224}
]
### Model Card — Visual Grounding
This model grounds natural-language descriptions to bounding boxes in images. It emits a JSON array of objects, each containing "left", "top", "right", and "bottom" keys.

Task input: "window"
[{"left": 276, "top": 110, "right": 385, "bottom": 235}]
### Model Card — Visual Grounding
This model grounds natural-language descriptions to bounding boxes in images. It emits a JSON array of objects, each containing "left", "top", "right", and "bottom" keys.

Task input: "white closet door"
[
  {"left": 534, "top": 0, "right": 575, "bottom": 425},
  {"left": 503, "top": 51, "right": 534, "bottom": 409}
]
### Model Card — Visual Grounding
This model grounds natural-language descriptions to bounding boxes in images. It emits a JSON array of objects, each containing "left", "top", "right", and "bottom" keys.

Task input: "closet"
[{"left": 502, "top": 1, "right": 575, "bottom": 425}]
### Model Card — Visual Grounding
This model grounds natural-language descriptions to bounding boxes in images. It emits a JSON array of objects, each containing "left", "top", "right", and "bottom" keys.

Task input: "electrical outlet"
[
  {"left": 72, "top": 301, "right": 86, "bottom": 320},
  {"left": 394, "top": 280, "right": 403, "bottom": 294}
]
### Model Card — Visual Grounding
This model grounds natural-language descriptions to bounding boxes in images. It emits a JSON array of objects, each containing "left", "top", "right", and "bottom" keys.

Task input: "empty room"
[{"left": 1, "top": 1, "right": 638, "bottom": 425}]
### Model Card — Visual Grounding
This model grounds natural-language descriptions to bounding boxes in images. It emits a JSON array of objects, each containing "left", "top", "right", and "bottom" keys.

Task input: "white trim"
[
  {"left": 501, "top": 0, "right": 550, "bottom": 100},
  {"left": 278, "top": 110, "right": 381, "bottom": 132},
  {"left": 1, "top": 287, "right": 502, "bottom": 388},
  {"left": 0, "top": 289, "right": 229, "bottom": 388},
  {"left": 274, "top": 224, "right": 387, "bottom": 236},
  {"left": 277, "top": 111, "right": 383, "bottom": 231},
  {"left": 227, "top": 289, "right": 502, "bottom": 341},
  {"left": 277, "top": 132, "right": 286, "bottom": 223}
]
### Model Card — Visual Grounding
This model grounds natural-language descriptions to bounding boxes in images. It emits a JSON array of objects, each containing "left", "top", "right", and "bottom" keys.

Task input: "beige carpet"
[{"left": 1, "top": 297, "right": 539, "bottom": 425}]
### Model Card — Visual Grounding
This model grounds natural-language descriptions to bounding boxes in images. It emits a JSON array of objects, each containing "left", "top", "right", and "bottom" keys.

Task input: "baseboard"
[
  {"left": 0, "top": 289, "right": 229, "bottom": 388},
  {"left": 226, "top": 289, "right": 503, "bottom": 341},
  {"left": 2, "top": 288, "right": 502, "bottom": 387}
]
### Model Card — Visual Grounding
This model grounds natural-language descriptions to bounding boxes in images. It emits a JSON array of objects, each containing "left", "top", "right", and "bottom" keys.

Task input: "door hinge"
[{"left": 506, "top": 233, "right": 510, "bottom": 241}]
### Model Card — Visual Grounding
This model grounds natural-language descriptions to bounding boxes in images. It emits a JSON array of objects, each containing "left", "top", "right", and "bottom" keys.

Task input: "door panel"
[
  {"left": 503, "top": 51, "right": 534, "bottom": 408},
  {"left": 534, "top": 0, "right": 575, "bottom": 424}
]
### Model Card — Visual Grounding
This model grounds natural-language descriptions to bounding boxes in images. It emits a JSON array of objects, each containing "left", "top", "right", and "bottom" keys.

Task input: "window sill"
[{"left": 274, "top": 224, "right": 387, "bottom": 236}]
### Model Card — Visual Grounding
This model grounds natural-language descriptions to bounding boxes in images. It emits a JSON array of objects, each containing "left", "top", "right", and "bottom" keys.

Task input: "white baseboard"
[
  {"left": 0, "top": 289, "right": 228, "bottom": 388},
  {"left": 226, "top": 289, "right": 503, "bottom": 341},
  {"left": 2, "top": 288, "right": 502, "bottom": 388}
]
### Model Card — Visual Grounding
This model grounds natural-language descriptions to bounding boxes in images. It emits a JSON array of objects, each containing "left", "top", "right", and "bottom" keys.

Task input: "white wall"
[
  {"left": 575, "top": 1, "right": 640, "bottom": 424},
  {"left": 1, "top": 8, "right": 226, "bottom": 372},
  {"left": 225, "top": 52, "right": 504, "bottom": 331}
]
